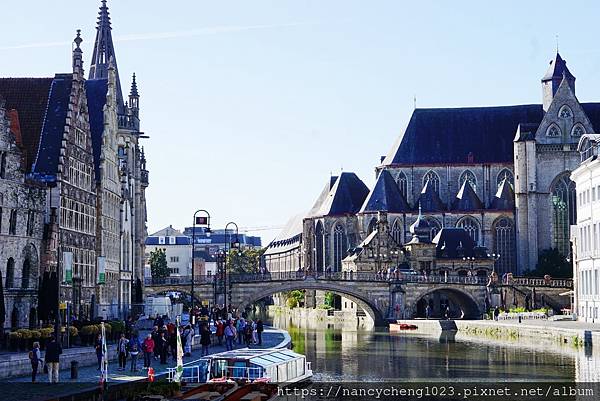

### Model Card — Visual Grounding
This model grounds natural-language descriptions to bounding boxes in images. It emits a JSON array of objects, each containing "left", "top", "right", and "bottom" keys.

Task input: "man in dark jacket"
[
  {"left": 45, "top": 337, "right": 62, "bottom": 383},
  {"left": 256, "top": 320, "right": 264, "bottom": 345}
]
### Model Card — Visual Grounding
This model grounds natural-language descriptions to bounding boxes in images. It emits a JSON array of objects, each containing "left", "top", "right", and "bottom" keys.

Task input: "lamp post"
[
  {"left": 191, "top": 210, "right": 211, "bottom": 315},
  {"left": 224, "top": 222, "right": 240, "bottom": 314}
]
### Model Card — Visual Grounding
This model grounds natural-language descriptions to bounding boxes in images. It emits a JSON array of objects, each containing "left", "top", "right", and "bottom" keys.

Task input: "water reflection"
[{"left": 269, "top": 312, "right": 577, "bottom": 381}]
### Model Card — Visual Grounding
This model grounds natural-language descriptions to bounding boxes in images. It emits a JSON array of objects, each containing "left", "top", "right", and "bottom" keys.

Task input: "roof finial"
[
  {"left": 74, "top": 29, "right": 83, "bottom": 49},
  {"left": 418, "top": 201, "right": 422, "bottom": 218},
  {"left": 129, "top": 72, "right": 139, "bottom": 97},
  {"left": 413, "top": 94, "right": 417, "bottom": 109},
  {"left": 556, "top": 34, "right": 559, "bottom": 53}
]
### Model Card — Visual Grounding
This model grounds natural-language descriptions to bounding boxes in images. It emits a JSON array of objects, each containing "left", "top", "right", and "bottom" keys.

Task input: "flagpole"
[
  {"left": 100, "top": 321, "right": 108, "bottom": 388},
  {"left": 175, "top": 316, "right": 184, "bottom": 383}
]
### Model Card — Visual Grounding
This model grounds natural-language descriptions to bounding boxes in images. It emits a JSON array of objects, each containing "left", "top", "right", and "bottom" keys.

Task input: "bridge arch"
[
  {"left": 233, "top": 280, "right": 388, "bottom": 326},
  {"left": 409, "top": 286, "right": 483, "bottom": 319}
]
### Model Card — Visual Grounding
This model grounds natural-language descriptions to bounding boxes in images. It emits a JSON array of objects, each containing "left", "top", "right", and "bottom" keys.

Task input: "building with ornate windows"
[
  {"left": 0, "top": 0, "right": 150, "bottom": 326},
  {"left": 266, "top": 52, "right": 600, "bottom": 277},
  {"left": 0, "top": 98, "right": 46, "bottom": 329}
]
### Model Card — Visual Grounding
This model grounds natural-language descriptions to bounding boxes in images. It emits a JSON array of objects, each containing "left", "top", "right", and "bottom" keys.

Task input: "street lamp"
[
  {"left": 191, "top": 210, "right": 211, "bottom": 314},
  {"left": 224, "top": 221, "right": 240, "bottom": 314}
]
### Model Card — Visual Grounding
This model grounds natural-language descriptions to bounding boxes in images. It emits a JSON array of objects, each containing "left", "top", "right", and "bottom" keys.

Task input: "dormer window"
[
  {"left": 572, "top": 124, "right": 585, "bottom": 137},
  {"left": 559, "top": 105, "right": 572, "bottom": 119},
  {"left": 546, "top": 124, "right": 561, "bottom": 137}
]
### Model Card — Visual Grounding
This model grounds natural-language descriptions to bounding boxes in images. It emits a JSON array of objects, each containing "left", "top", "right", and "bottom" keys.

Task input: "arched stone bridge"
[{"left": 144, "top": 272, "right": 573, "bottom": 326}]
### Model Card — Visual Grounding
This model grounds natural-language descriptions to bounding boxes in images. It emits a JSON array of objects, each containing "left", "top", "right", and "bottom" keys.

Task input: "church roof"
[
  {"left": 432, "top": 228, "right": 475, "bottom": 258},
  {"left": 491, "top": 178, "right": 515, "bottom": 210},
  {"left": 452, "top": 180, "right": 483, "bottom": 211},
  {"left": 86, "top": 79, "right": 108, "bottom": 182},
  {"left": 264, "top": 213, "right": 304, "bottom": 256},
  {"left": 32, "top": 74, "right": 73, "bottom": 179},
  {"left": 360, "top": 169, "right": 410, "bottom": 213},
  {"left": 317, "top": 172, "right": 370, "bottom": 216},
  {"left": 307, "top": 176, "right": 338, "bottom": 217},
  {"left": 542, "top": 52, "right": 575, "bottom": 82},
  {"left": 417, "top": 179, "right": 446, "bottom": 212},
  {"left": 0, "top": 78, "right": 53, "bottom": 171}
]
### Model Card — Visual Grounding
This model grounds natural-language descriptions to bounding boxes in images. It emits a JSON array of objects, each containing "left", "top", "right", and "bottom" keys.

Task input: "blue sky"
[{"left": 2, "top": 0, "right": 600, "bottom": 243}]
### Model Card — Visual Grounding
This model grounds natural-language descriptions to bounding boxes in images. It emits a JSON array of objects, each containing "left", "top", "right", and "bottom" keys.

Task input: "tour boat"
[{"left": 204, "top": 348, "right": 313, "bottom": 384}]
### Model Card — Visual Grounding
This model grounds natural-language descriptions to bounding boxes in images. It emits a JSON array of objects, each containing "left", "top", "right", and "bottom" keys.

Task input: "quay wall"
[{"left": 267, "top": 305, "right": 374, "bottom": 330}]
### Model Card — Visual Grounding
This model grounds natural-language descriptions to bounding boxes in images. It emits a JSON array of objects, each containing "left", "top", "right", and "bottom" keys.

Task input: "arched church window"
[
  {"left": 0, "top": 152, "right": 6, "bottom": 179},
  {"left": 459, "top": 170, "right": 477, "bottom": 192},
  {"left": 493, "top": 217, "right": 515, "bottom": 275},
  {"left": 546, "top": 124, "right": 561, "bottom": 137},
  {"left": 559, "top": 105, "right": 573, "bottom": 119},
  {"left": 6, "top": 257, "right": 15, "bottom": 288},
  {"left": 332, "top": 223, "right": 347, "bottom": 272},
  {"left": 22, "top": 258, "right": 30, "bottom": 288},
  {"left": 572, "top": 123, "right": 585, "bottom": 137},
  {"left": 391, "top": 219, "right": 403, "bottom": 244},
  {"left": 396, "top": 171, "right": 408, "bottom": 198},
  {"left": 423, "top": 170, "right": 440, "bottom": 194},
  {"left": 551, "top": 175, "right": 576, "bottom": 258},
  {"left": 457, "top": 216, "right": 480, "bottom": 245},
  {"left": 496, "top": 169, "right": 514, "bottom": 188},
  {"left": 425, "top": 217, "right": 442, "bottom": 241},
  {"left": 367, "top": 217, "right": 377, "bottom": 234},
  {"left": 315, "top": 221, "right": 324, "bottom": 272}
]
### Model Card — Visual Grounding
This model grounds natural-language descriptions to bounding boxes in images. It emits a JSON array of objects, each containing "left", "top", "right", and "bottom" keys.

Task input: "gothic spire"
[
  {"left": 89, "top": 0, "right": 124, "bottom": 113},
  {"left": 129, "top": 73, "right": 139, "bottom": 97}
]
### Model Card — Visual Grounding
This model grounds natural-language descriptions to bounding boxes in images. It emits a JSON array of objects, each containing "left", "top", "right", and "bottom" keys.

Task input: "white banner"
[{"left": 97, "top": 256, "right": 106, "bottom": 284}]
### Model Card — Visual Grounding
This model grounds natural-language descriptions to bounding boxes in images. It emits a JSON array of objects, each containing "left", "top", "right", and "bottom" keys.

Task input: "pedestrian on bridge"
[
  {"left": 215, "top": 319, "right": 224, "bottom": 346},
  {"left": 225, "top": 321, "right": 236, "bottom": 351}
]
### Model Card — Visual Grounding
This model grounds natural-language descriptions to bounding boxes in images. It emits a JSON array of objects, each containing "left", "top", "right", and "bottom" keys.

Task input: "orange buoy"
[{"left": 148, "top": 367, "right": 155, "bottom": 382}]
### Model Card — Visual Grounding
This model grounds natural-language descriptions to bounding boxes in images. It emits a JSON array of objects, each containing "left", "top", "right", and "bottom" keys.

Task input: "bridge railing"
[{"left": 508, "top": 277, "right": 573, "bottom": 289}]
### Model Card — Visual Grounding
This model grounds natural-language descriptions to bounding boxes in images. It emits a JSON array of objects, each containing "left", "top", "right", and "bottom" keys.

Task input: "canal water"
[{"left": 265, "top": 312, "right": 599, "bottom": 382}]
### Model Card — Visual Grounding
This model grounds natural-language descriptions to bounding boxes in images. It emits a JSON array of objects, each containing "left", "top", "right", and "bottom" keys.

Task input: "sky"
[{"left": 2, "top": 0, "right": 600, "bottom": 244}]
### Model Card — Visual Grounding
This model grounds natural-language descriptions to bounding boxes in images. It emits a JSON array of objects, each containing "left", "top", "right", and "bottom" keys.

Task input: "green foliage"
[
  {"left": 150, "top": 248, "right": 170, "bottom": 278},
  {"left": 227, "top": 248, "right": 265, "bottom": 274},
  {"left": 286, "top": 297, "right": 298, "bottom": 308},
  {"left": 509, "top": 307, "right": 526, "bottom": 313},
  {"left": 526, "top": 248, "right": 572, "bottom": 278},
  {"left": 284, "top": 290, "right": 304, "bottom": 309},
  {"left": 324, "top": 291, "right": 335, "bottom": 308}
]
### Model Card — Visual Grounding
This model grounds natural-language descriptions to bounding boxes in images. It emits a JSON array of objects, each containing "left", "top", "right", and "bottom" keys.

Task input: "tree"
[
  {"left": 227, "top": 248, "right": 265, "bottom": 274},
  {"left": 285, "top": 290, "right": 305, "bottom": 309},
  {"left": 526, "top": 248, "right": 572, "bottom": 278},
  {"left": 150, "top": 248, "right": 170, "bottom": 278}
]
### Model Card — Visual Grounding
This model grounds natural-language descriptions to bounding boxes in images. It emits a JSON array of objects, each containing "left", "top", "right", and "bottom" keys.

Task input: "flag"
[
  {"left": 174, "top": 317, "right": 184, "bottom": 382},
  {"left": 100, "top": 322, "right": 109, "bottom": 385}
]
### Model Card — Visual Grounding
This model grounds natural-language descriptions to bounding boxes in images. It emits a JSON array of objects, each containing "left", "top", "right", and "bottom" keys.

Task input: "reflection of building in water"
[{"left": 575, "top": 347, "right": 600, "bottom": 382}]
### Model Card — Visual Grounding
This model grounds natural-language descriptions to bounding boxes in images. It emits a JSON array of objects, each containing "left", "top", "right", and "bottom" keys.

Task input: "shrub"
[
  {"left": 509, "top": 307, "right": 526, "bottom": 313},
  {"left": 8, "top": 332, "right": 22, "bottom": 340},
  {"left": 17, "top": 329, "right": 32, "bottom": 340},
  {"left": 30, "top": 330, "right": 41, "bottom": 340},
  {"left": 68, "top": 326, "right": 78, "bottom": 337},
  {"left": 40, "top": 328, "right": 53, "bottom": 338}
]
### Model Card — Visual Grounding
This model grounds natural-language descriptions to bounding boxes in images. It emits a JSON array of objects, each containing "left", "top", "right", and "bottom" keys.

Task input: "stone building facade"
[{"left": 0, "top": 100, "right": 46, "bottom": 329}]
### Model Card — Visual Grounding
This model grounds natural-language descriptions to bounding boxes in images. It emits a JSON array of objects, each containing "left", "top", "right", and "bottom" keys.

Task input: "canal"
[{"left": 265, "top": 313, "right": 599, "bottom": 383}]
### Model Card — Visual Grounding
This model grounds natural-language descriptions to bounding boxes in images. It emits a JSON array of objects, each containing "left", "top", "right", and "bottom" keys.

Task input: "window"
[
  {"left": 5, "top": 258, "right": 15, "bottom": 288},
  {"left": 8, "top": 209, "right": 17, "bottom": 235},
  {"left": 423, "top": 170, "right": 440, "bottom": 194},
  {"left": 315, "top": 221, "right": 324, "bottom": 272},
  {"left": 550, "top": 175, "right": 576, "bottom": 258},
  {"left": 546, "top": 124, "right": 561, "bottom": 137},
  {"left": 496, "top": 169, "right": 514, "bottom": 188},
  {"left": 158, "top": 236, "right": 165, "bottom": 245},
  {"left": 425, "top": 217, "right": 442, "bottom": 241},
  {"left": 572, "top": 123, "right": 586, "bottom": 137},
  {"left": 22, "top": 259, "right": 31, "bottom": 288},
  {"left": 457, "top": 216, "right": 480, "bottom": 245},
  {"left": 0, "top": 152, "right": 6, "bottom": 179},
  {"left": 170, "top": 256, "right": 179, "bottom": 263},
  {"left": 391, "top": 219, "right": 403, "bottom": 244},
  {"left": 559, "top": 105, "right": 573, "bottom": 119},
  {"left": 459, "top": 170, "right": 477, "bottom": 192},
  {"left": 396, "top": 171, "right": 408, "bottom": 199},
  {"left": 332, "top": 223, "right": 347, "bottom": 272},
  {"left": 493, "top": 217, "right": 516, "bottom": 275},
  {"left": 367, "top": 218, "right": 377, "bottom": 234}
]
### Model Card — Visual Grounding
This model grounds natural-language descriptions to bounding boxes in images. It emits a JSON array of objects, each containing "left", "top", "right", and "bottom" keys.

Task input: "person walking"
[
  {"left": 215, "top": 319, "right": 224, "bottom": 346},
  {"left": 256, "top": 320, "right": 264, "bottom": 346},
  {"left": 117, "top": 333, "right": 129, "bottom": 371},
  {"left": 142, "top": 334, "right": 154, "bottom": 369},
  {"left": 244, "top": 320, "right": 253, "bottom": 346},
  {"left": 94, "top": 333, "right": 103, "bottom": 370},
  {"left": 182, "top": 324, "right": 193, "bottom": 357},
  {"left": 200, "top": 324, "right": 211, "bottom": 356},
  {"left": 225, "top": 321, "right": 236, "bottom": 351},
  {"left": 236, "top": 318, "right": 245, "bottom": 345},
  {"left": 151, "top": 326, "right": 160, "bottom": 360},
  {"left": 169, "top": 328, "right": 177, "bottom": 362},
  {"left": 129, "top": 342, "right": 140, "bottom": 372},
  {"left": 29, "top": 341, "right": 41, "bottom": 383},
  {"left": 45, "top": 337, "right": 62, "bottom": 384},
  {"left": 425, "top": 304, "right": 431, "bottom": 320},
  {"left": 158, "top": 332, "right": 168, "bottom": 365}
]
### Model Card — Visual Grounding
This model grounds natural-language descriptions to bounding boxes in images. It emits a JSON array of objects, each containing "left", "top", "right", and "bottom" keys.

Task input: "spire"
[
  {"left": 72, "top": 30, "right": 84, "bottom": 80},
  {"left": 89, "top": 0, "right": 124, "bottom": 113},
  {"left": 417, "top": 179, "right": 446, "bottom": 212},
  {"left": 130, "top": 73, "right": 139, "bottom": 97},
  {"left": 542, "top": 52, "right": 575, "bottom": 112},
  {"left": 129, "top": 73, "right": 139, "bottom": 116},
  {"left": 452, "top": 180, "right": 483, "bottom": 211}
]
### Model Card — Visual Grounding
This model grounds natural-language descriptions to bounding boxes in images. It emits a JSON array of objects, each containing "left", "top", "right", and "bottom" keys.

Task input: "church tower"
[{"left": 542, "top": 53, "right": 575, "bottom": 112}]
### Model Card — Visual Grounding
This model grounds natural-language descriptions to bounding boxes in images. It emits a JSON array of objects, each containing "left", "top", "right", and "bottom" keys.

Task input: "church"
[{"left": 265, "top": 52, "right": 596, "bottom": 277}]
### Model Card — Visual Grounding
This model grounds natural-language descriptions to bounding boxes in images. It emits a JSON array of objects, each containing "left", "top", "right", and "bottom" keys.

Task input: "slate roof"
[
  {"left": 307, "top": 176, "right": 338, "bottom": 217},
  {"left": 194, "top": 250, "right": 216, "bottom": 262},
  {"left": 542, "top": 53, "right": 575, "bottom": 82},
  {"left": 145, "top": 236, "right": 191, "bottom": 245},
  {"left": 452, "top": 180, "right": 483, "bottom": 211},
  {"left": 264, "top": 213, "right": 304, "bottom": 256},
  {"left": 0, "top": 78, "right": 53, "bottom": 171},
  {"left": 316, "top": 172, "right": 370, "bottom": 216},
  {"left": 417, "top": 180, "right": 446, "bottom": 212},
  {"left": 360, "top": 169, "right": 410, "bottom": 213},
  {"left": 432, "top": 228, "right": 476, "bottom": 258},
  {"left": 85, "top": 79, "right": 108, "bottom": 181},
  {"left": 32, "top": 74, "right": 73, "bottom": 179},
  {"left": 490, "top": 178, "right": 515, "bottom": 210}
]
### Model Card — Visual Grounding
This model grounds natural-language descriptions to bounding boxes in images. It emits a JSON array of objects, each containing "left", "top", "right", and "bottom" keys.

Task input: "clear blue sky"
[{"left": 2, "top": 0, "right": 600, "bottom": 243}]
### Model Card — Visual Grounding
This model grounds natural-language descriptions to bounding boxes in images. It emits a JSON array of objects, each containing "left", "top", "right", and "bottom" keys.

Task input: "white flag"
[
  {"left": 174, "top": 317, "right": 184, "bottom": 382},
  {"left": 100, "top": 322, "right": 108, "bottom": 384}
]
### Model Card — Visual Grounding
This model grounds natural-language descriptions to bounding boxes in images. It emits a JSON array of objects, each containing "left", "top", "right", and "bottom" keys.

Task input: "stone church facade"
[{"left": 267, "top": 52, "right": 597, "bottom": 276}]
